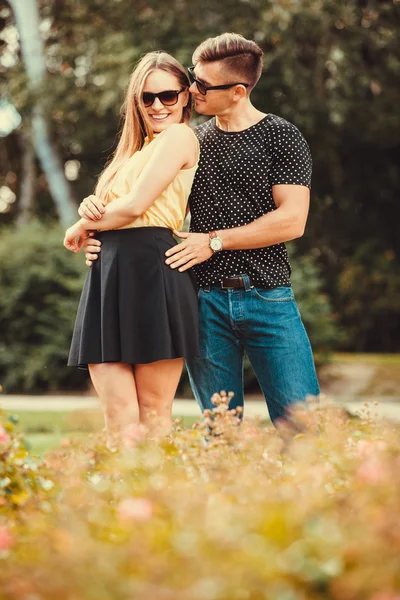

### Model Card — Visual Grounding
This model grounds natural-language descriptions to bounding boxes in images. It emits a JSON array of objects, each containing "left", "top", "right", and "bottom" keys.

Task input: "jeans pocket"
[
  {"left": 199, "top": 286, "right": 211, "bottom": 295},
  {"left": 252, "top": 286, "right": 294, "bottom": 302}
]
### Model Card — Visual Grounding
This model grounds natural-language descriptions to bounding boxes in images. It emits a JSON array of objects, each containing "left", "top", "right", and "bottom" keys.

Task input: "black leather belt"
[{"left": 212, "top": 276, "right": 254, "bottom": 289}]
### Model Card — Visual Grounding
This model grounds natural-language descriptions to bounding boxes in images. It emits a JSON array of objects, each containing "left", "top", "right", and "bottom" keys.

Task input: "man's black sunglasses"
[
  {"left": 188, "top": 66, "right": 249, "bottom": 96},
  {"left": 142, "top": 88, "right": 186, "bottom": 107}
]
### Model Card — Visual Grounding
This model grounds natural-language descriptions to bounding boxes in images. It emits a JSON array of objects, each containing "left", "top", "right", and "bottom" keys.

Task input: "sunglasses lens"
[
  {"left": 188, "top": 68, "right": 207, "bottom": 95},
  {"left": 142, "top": 91, "right": 180, "bottom": 106},
  {"left": 142, "top": 92, "right": 155, "bottom": 107},
  {"left": 158, "top": 91, "right": 179, "bottom": 105}
]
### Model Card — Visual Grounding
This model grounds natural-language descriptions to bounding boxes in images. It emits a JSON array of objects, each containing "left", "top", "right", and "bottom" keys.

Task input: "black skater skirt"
[{"left": 68, "top": 227, "right": 199, "bottom": 368}]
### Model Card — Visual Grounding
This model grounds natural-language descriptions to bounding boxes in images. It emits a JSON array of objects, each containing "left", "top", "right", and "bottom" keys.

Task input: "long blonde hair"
[{"left": 95, "top": 52, "right": 191, "bottom": 202}]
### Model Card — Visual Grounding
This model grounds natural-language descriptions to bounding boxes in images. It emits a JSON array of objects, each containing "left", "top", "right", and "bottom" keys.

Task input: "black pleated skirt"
[{"left": 68, "top": 227, "right": 199, "bottom": 368}]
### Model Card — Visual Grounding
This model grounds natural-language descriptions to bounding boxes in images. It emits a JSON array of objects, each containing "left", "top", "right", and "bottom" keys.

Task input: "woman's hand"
[
  {"left": 78, "top": 195, "right": 106, "bottom": 221},
  {"left": 63, "top": 221, "right": 88, "bottom": 253}
]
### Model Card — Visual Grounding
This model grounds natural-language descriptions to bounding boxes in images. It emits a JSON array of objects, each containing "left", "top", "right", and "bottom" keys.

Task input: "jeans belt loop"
[{"left": 243, "top": 274, "right": 254, "bottom": 291}]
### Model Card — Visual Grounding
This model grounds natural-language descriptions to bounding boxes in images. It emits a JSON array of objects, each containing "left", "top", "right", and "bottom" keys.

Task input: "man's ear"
[{"left": 233, "top": 85, "right": 248, "bottom": 102}]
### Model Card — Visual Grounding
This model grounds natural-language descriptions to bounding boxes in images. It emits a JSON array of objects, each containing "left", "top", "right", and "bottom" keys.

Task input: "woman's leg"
[
  {"left": 89, "top": 362, "right": 140, "bottom": 446},
  {"left": 134, "top": 358, "right": 184, "bottom": 436}
]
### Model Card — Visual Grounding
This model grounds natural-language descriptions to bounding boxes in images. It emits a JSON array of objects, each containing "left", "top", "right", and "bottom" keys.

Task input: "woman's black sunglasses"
[
  {"left": 187, "top": 66, "right": 249, "bottom": 96},
  {"left": 142, "top": 88, "right": 186, "bottom": 107}
]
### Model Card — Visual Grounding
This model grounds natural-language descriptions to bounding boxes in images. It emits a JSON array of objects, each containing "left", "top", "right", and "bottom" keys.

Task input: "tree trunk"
[
  {"left": 9, "top": 0, "right": 77, "bottom": 226},
  {"left": 16, "top": 131, "right": 36, "bottom": 226}
]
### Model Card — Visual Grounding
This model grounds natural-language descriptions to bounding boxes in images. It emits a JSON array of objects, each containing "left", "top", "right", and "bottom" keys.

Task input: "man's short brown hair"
[{"left": 192, "top": 33, "right": 264, "bottom": 91}]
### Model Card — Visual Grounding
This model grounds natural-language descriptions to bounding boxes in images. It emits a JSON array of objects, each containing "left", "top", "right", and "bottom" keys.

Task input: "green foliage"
[
  {"left": 0, "top": 222, "right": 89, "bottom": 392},
  {"left": 1, "top": 399, "right": 400, "bottom": 597},
  {"left": 0, "top": 223, "right": 337, "bottom": 395},
  {"left": 337, "top": 245, "right": 400, "bottom": 352},
  {"left": 0, "top": 409, "right": 56, "bottom": 513},
  {"left": 290, "top": 248, "right": 343, "bottom": 364},
  {"left": 1, "top": 0, "right": 399, "bottom": 351}
]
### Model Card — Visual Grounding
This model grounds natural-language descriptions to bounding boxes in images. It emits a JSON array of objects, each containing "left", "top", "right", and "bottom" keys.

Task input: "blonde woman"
[{"left": 64, "top": 52, "right": 199, "bottom": 445}]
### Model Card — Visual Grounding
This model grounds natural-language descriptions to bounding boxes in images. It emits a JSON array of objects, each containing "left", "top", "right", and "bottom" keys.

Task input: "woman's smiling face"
[{"left": 142, "top": 69, "right": 189, "bottom": 134}]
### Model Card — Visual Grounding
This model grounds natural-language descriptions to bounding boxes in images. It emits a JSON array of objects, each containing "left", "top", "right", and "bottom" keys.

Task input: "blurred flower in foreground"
[
  {"left": 0, "top": 401, "right": 400, "bottom": 597},
  {"left": 355, "top": 439, "right": 387, "bottom": 458},
  {"left": 117, "top": 498, "right": 153, "bottom": 522},
  {"left": 356, "top": 457, "right": 389, "bottom": 484},
  {"left": 122, "top": 423, "right": 147, "bottom": 449},
  {"left": 0, "top": 425, "right": 10, "bottom": 445},
  {"left": 370, "top": 594, "right": 400, "bottom": 600},
  {"left": 0, "top": 526, "right": 14, "bottom": 552}
]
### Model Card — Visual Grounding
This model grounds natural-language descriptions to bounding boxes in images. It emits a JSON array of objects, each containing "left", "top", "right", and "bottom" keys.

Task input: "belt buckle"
[
  {"left": 221, "top": 276, "right": 242, "bottom": 290},
  {"left": 221, "top": 280, "right": 231, "bottom": 290}
]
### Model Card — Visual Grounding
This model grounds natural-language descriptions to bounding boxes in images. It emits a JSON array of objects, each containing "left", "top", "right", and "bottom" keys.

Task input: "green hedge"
[
  {"left": 0, "top": 225, "right": 339, "bottom": 394},
  {"left": 289, "top": 248, "right": 342, "bottom": 365},
  {"left": 0, "top": 222, "right": 89, "bottom": 392}
]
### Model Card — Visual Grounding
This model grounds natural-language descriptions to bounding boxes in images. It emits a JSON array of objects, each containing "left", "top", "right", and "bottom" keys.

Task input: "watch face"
[{"left": 210, "top": 237, "right": 223, "bottom": 251}]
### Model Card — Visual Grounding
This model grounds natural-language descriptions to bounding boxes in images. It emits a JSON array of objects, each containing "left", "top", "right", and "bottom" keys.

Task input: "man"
[{"left": 84, "top": 33, "right": 320, "bottom": 423}]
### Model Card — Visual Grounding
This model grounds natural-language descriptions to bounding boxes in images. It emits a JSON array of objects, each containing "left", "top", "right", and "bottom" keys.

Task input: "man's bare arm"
[{"left": 165, "top": 184, "right": 310, "bottom": 271}]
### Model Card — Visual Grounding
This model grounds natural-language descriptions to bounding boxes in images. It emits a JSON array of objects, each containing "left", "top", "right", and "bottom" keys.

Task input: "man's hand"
[
  {"left": 78, "top": 195, "right": 106, "bottom": 221},
  {"left": 64, "top": 222, "right": 87, "bottom": 253},
  {"left": 83, "top": 233, "right": 102, "bottom": 267},
  {"left": 165, "top": 231, "right": 213, "bottom": 271}
]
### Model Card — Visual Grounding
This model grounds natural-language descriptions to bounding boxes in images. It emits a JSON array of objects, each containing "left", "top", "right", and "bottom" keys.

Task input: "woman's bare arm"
[{"left": 81, "top": 124, "right": 197, "bottom": 231}]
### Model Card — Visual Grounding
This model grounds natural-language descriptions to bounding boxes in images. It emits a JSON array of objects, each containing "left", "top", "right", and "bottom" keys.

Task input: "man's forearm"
[{"left": 217, "top": 207, "right": 306, "bottom": 251}]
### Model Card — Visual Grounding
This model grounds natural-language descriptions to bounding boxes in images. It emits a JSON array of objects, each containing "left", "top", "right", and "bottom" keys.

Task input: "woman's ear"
[{"left": 183, "top": 88, "right": 190, "bottom": 106}]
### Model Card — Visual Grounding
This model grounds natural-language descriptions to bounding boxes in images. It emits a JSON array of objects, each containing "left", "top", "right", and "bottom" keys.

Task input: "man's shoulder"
[
  {"left": 193, "top": 118, "right": 215, "bottom": 140},
  {"left": 262, "top": 114, "right": 305, "bottom": 140}
]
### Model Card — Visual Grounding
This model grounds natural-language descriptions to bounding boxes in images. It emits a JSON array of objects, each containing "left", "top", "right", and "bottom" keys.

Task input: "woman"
[{"left": 64, "top": 52, "right": 199, "bottom": 446}]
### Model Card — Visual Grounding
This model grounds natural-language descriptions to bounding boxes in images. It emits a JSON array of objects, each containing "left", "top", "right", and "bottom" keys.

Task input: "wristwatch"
[{"left": 209, "top": 230, "right": 223, "bottom": 253}]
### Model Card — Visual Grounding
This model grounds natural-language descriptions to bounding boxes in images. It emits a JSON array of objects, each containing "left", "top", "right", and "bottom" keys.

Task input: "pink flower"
[
  {"left": 117, "top": 498, "right": 153, "bottom": 522},
  {"left": 0, "top": 526, "right": 14, "bottom": 551},
  {"left": 122, "top": 423, "right": 146, "bottom": 449},
  {"left": 356, "top": 457, "right": 388, "bottom": 484},
  {"left": 370, "top": 594, "right": 400, "bottom": 600},
  {"left": 0, "top": 425, "right": 10, "bottom": 445},
  {"left": 355, "top": 439, "right": 387, "bottom": 458}
]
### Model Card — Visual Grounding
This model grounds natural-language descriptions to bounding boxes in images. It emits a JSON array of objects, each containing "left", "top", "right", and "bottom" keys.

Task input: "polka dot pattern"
[{"left": 189, "top": 114, "right": 312, "bottom": 288}]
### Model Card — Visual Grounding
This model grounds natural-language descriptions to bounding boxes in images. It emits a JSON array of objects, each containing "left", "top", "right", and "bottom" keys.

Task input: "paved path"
[{"left": 1, "top": 395, "right": 400, "bottom": 422}]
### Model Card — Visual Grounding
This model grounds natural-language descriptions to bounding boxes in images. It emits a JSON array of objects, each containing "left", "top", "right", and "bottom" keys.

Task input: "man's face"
[{"left": 189, "top": 61, "right": 238, "bottom": 117}]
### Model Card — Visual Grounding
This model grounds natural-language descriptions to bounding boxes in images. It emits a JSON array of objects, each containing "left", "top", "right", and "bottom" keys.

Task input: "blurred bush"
[
  {"left": 0, "top": 409, "right": 56, "bottom": 513},
  {"left": 290, "top": 248, "right": 343, "bottom": 364},
  {"left": 0, "top": 222, "right": 89, "bottom": 393},
  {"left": 1, "top": 399, "right": 400, "bottom": 598},
  {"left": 0, "top": 225, "right": 339, "bottom": 394},
  {"left": 337, "top": 245, "right": 400, "bottom": 352}
]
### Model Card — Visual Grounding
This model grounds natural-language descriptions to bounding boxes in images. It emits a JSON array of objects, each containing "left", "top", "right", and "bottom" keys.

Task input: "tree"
[
  {"left": 8, "top": 0, "right": 77, "bottom": 226},
  {"left": 1, "top": 0, "right": 399, "bottom": 351}
]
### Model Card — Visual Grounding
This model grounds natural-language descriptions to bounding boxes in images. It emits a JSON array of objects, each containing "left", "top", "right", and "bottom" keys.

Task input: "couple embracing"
[{"left": 64, "top": 33, "right": 320, "bottom": 445}]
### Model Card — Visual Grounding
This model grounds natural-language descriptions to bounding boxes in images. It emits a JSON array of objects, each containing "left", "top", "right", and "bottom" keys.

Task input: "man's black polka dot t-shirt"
[{"left": 189, "top": 114, "right": 312, "bottom": 288}]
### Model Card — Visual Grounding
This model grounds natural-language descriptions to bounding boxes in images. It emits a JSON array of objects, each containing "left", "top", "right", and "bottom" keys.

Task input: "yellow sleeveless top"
[{"left": 106, "top": 125, "right": 199, "bottom": 230}]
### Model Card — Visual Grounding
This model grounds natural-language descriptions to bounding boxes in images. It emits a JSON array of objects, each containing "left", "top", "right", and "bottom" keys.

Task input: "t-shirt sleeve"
[{"left": 269, "top": 121, "right": 312, "bottom": 189}]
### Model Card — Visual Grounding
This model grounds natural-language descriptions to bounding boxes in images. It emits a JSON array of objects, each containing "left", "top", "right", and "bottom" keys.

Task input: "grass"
[
  {"left": 320, "top": 353, "right": 400, "bottom": 397},
  {"left": 8, "top": 410, "right": 199, "bottom": 456},
  {"left": 331, "top": 353, "right": 400, "bottom": 366},
  {"left": 4, "top": 352, "right": 399, "bottom": 454}
]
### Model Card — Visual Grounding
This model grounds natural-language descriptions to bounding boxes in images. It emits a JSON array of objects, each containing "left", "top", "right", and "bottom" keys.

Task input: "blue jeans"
[{"left": 186, "top": 277, "right": 320, "bottom": 423}]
